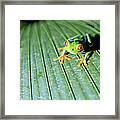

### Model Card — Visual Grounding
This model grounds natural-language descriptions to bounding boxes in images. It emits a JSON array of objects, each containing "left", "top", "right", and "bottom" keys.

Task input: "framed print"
[{"left": 0, "top": 0, "right": 119, "bottom": 119}]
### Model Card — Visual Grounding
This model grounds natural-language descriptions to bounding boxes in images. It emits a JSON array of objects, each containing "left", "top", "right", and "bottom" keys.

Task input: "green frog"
[{"left": 54, "top": 33, "right": 100, "bottom": 66}]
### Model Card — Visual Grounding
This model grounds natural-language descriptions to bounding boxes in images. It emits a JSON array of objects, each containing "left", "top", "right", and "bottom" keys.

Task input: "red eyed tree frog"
[{"left": 54, "top": 33, "right": 100, "bottom": 66}]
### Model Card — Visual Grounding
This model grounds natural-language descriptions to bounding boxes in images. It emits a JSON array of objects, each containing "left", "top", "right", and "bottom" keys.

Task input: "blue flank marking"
[
  {"left": 69, "top": 38, "right": 74, "bottom": 42},
  {"left": 69, "top": 35, "right": 80, "bottom": 42},
  {"left": 81, "top": 51, "right": 86, "bottom": 55}
]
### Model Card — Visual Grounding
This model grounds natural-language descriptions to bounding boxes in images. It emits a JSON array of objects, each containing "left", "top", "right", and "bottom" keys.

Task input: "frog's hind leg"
[
  {"left": 77, "top": 54, "right": 87, "bottom": 67},
  {"left": 81, "top": 54, "right": 88, "bottom": 67},
  {"left": 85, "top": 51, "right": 94, "bottom": 63}
]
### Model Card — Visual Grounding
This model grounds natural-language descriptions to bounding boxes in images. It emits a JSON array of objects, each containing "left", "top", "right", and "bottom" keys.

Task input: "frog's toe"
[
  {"left": 83, "top": 60, "right": 88, "bottom": 67},
  {"left": 77, "top": 63, "right": 81, "bottom": 67},
  {"left": 60, "top": 55, "right": 72, "bottom": 64},
  {"left": 53, "top": 57, "right": 59, "bottom": 61},
  {"left": 79, "top": 57, "right": 84, "bottom": 64},
  {"left": 58, "top": 48, "right": 64, "bottom": 51},
  {"left": 78, "top": 57, "right": 88, "bottom": 67},
  {"left": 77, "top": 60, "right": 88, "bottom": 67},
  {"left": 65, "top": 56, "right": 72, "bottom": 61},
  {"left": 53, "top": 56, "right": 66, "bottom": 64},
  {"left": 80, "top": 59, "right": 84, "bottom": 64},
  {"left": 59, "top": 56, "right": 65, "bottom": 64}
]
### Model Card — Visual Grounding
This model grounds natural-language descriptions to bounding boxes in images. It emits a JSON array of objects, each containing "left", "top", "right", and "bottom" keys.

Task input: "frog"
[{"left": 54, "top": 33, "right": 100, "bottom": 66}]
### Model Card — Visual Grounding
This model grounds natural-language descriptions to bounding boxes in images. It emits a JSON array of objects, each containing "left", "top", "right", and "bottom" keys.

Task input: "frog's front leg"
[{"left": 53, "top": 50, "right": 72, "bottom": 64}]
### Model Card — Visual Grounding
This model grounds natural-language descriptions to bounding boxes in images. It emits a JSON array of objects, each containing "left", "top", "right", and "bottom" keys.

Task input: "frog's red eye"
[
  {"left": 65, "top": 41, "right": 69, "bottom": 46},
  {"left": 77, "top": 44, "right": 83, "bottom": 51}
]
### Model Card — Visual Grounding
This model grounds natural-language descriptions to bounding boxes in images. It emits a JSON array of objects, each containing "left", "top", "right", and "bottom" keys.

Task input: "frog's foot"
[
  {"left": 53, "top": 54, "right": 72, "bottom": 64},
  {"left": 77, "top": 55, "right": 88, "bottom": 67},
  {"left": 58, "top": 48, "right": 64, "bottom": 51}
]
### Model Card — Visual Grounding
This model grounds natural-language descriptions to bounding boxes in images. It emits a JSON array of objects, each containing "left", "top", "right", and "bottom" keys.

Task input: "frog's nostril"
[{"left": 72, "top": 48, "right": 74, "bottom": 50}]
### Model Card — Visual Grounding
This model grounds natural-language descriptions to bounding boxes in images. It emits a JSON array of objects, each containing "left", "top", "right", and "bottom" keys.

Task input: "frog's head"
[{"left": 64, "top": 38, "right": 84, "bottom": 54}]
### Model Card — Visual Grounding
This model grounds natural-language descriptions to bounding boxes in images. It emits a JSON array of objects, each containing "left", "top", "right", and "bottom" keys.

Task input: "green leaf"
[{"left": 20, "top": 20, "right": 100, "bottom": 100}]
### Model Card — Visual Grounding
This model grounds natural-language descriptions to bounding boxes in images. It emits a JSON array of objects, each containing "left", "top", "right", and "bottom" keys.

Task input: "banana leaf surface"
[{"left": 20, "top": 20, "right": 100, "bottom": 100}]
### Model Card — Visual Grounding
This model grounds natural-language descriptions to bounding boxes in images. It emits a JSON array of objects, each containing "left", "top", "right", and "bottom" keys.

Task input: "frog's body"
[{"left": 54, "top": 34, "right": 100, "bottom": 66}]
